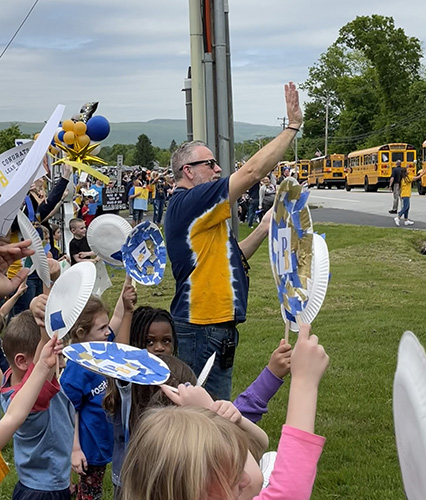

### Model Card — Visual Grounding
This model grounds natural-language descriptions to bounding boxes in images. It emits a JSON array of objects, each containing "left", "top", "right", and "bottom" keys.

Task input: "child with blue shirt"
[
  {"left": 61, "top": 283, "right": 136, "bottom": 500},
  {"left": 0, "top": 308, "right": 75, "bottom": 500}
]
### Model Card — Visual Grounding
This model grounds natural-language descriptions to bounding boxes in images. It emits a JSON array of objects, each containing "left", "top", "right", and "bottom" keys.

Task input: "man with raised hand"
[{"left": 165, "top": 82, "right": 302, "bottom": 399}]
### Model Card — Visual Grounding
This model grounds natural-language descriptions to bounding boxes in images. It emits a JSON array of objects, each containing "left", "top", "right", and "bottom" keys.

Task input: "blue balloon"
[
  {"left": 86, "top": 115, "right": 110, "bottom": 142},
  {"left": 58, "top": 130, "right": 65, "bottom": 142}
]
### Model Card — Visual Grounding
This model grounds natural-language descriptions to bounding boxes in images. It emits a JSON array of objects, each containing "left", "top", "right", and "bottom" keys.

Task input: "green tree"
[
  {"left": 169, "top": 139, "right": 178, "bottom": 153},
  {"left": 301, "top": 15, "right": 424, "bottom": 154},
  {"left": 135, "top": 134, "right": 155, "bottom": 168},
  {"left": 0, "top": 124, "right": 31, "bottom": 154}
]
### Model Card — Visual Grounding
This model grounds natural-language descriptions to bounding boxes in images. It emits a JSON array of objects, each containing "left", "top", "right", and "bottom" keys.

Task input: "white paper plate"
[
  {"left": 44, "top": 261, "right": 96, "bottom": 338},
  {"left": 298, "top": 233, "right": 330, "bottom": 325},
  {"left": 63, "top": 342, "right": 170, "bottom": 385},
  {"left": 394, "top": 331, "right": 426, "bottom": 500},
  {"left": 17, "top": 210, "right": 51, "bottom": 288},
  {"left": 87, "top": 214, "right": 132, "bottom": 266}
]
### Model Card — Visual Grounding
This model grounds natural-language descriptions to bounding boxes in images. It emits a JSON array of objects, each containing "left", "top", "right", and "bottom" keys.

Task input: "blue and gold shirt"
[{"left": 165, "top": 178, "right": 249, "bottom": 325}]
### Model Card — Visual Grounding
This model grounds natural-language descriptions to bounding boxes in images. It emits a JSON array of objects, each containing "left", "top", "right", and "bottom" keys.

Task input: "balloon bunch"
[{"left": 49, "top": 102, "right": 111, "bottom": 167}]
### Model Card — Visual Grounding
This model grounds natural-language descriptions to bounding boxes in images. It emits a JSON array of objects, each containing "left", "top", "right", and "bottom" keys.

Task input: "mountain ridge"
[{"left": 0, "top": 119, "right": 282, "bottom": 149}]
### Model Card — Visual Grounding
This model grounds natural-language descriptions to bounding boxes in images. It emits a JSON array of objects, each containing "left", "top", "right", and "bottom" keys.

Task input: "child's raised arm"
[
  {"left": 286, "top": 324, "right": 328, "bottom": 433},
  {"left": 109, "top": 277, "right": 135, "bottom": 336},
  {"left": 233, "top": 339, "right": 292, "bottom": 423},
  {"left": 114, "top": 278, "right": 137, "bottom": 345},
  {"left": 0, "top": 334, "right": 62, "bottom": 450}
]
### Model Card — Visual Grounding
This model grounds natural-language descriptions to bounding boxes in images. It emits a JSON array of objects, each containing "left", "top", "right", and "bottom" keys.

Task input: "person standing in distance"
[
  {"left": 389, "top": 160, "right": 403, "bottom": 214},
  {"left": 165, "top": 82, "right": 302, "bottom": 400}
]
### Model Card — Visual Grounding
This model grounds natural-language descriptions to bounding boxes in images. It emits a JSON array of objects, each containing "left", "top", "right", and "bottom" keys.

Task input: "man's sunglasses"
[{"left": 179, "top": 158, "right": 219, "bottom": 171}]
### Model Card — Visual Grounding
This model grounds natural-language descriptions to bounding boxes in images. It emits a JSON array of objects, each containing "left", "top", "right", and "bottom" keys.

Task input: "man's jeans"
[{"left": 174, "top": 320, "right": 239, "bottom": 400}]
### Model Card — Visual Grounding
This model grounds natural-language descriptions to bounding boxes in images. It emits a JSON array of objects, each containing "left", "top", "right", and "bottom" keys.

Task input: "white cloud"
[{"left": 0, "top": 0, "right": 425, "bottom": 125}]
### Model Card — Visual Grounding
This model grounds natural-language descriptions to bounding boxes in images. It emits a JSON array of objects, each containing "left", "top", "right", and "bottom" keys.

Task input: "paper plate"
[
  {"left": 16, "top": 210, "right": 51, "bottom": 288},
  {"left": 393, "top": 331, "right": 426, "bottom": 500},
  {"left": 87, "top": 214, "right": 132, "bottom": 266},
  {"left": 122, "top": 221, "right": 166, "bottom": 286},
  {"left": 298, "top": 233, "right": 329, "bottom": 326},
  {"left": 44, "top": 261, "right": 96, "bottom": 339},
  {"left": 269, "top": 177, "right": 314, "bottom": 329},
  {"left": 63, "top": 342, "right": 170, "bottom": 385}
]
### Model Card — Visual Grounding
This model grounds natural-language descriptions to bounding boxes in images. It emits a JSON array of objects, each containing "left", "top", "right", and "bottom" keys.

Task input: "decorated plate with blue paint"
[
  {"left": 63, "top": 342, "right": 170, "bottom": 385},
  {"left": 122, "top": 221, "right": 166, "bottom": 286},
  {"left": 45, "top": 261, "right": 96, "bottom": 339},
  {"left": 269, "top": 177, "right": 314, "bottom": 330},
  {"left": 87, "top": 214, "right": 132, "bottom": 267}
]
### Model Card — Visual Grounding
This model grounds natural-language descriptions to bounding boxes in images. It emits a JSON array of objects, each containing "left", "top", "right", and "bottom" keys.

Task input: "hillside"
[{"left": 0, "top": 119, "right": 281, "bottom": 149}]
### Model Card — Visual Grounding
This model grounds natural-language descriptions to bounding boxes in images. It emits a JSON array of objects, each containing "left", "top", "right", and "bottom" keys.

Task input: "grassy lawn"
[{"left": 2, "top": 221, "right": 426, "bottom": 499}]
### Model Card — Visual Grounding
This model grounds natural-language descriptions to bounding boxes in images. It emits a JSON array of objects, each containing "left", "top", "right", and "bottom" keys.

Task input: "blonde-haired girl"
[{"left": 121, "top": 324, "right": 328, "bottom": 500}]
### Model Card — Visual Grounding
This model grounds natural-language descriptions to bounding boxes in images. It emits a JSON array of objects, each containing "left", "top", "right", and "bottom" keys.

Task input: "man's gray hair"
[{"left": 171, "top": 140, "right": 207, "bottom": 181}]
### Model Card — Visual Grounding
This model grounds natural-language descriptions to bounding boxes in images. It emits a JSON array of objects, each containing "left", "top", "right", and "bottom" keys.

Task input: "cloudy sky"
[{"left": 1, "top": 0, "right": 425, "bottom": 126}]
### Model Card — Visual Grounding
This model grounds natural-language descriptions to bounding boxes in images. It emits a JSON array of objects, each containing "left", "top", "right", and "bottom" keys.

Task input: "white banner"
[{"left": 0, "top": 105, "right": 65, "bottom": 236}]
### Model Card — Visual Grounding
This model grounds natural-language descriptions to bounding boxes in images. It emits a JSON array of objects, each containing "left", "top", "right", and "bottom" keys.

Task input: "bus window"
[
  {"left": 326, "top": 159, "right": 331, "bottom": 168},
  {"left": 392, "top": 152, "right": 404, "bottom": 162},
  {"left": 381, "top": 153, "right": 389, "bottom": 162},
  {"left": 407, "top": 151, "right": 415, "bottom": 162},
  {"left": 333, "top": 160, "right": 342, "bottom": 168},
  {"left": 372, "top": 154, "right": 377, "bottom": 164}
]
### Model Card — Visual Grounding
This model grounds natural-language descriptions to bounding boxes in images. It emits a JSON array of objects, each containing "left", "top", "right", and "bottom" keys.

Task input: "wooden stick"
[
  {"left": 284, "top": 320, "right": 290, "bottom": 344},
  {"left": 131, "top": 278, "right": 137, "bottom": 290}
]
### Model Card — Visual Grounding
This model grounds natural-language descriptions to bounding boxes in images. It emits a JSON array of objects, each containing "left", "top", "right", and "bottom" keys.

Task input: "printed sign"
[
  {"left": 102, "top": 186, "right": 127, "bottom": 211},
  {"left": 277, "top": 227, "right": 293, "bottom": 275},
  {"left": 0, "top": 143, "right": 33, "bottom": 194}
]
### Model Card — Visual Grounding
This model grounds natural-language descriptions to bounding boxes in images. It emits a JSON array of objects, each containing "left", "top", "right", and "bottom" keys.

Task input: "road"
[{"left": 308, "top": 187, "right": 426, "bottom": 230}]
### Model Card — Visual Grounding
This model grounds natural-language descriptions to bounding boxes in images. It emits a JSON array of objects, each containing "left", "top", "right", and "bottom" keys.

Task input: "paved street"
[{"left": 308, "top": 187, "right": 426, "bottom": 230}]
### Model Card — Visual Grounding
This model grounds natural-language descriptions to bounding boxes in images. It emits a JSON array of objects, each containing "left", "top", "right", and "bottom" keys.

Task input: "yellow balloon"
[
  {"left": 62, "top": 120, "right": 75, "bottom": 132},
  {"left": 49, "top": 145, "right": 60, "bottom": 155},
  {"left": 64, "top": 131, "right": 76, "bottom": 145},
  {"left": 34, "top": 133, "right": 40, "bottom": 140},
  {"left": 74, "top": 121, "right": 87, "bottom": 135},
  {"left": 54, "top": 132, "right": 62, "bottom": 144},
  {"left": 76, "top": 134, "right": 90, "bottom": 147}
]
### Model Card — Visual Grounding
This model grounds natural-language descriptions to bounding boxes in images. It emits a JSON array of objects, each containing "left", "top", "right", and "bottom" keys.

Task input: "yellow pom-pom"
[{"left": 34, "top": 133, "right": 40, "bottom": 140}]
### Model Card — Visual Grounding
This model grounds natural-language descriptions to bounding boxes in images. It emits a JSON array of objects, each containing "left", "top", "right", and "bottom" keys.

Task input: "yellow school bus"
[
  {"left": 308, "top": 154, "right": 345, "bottom": 189},
  {"left": 418, "top": 140, "right": 426, "bottom": 195},
  {"left": 345, "top": 143, "right": 416, "bottom": 192},
  {"left": 296, "top": 159, "right": 310, "bottom": 183}
]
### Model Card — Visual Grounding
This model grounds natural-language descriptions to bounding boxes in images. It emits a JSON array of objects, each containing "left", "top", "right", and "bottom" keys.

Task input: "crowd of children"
[{"left": 0, "top": 238, "right": 329, "bottom": 500}]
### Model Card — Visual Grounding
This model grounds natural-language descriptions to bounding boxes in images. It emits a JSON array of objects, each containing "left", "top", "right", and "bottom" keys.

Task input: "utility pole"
[
  {"left": 277, "top": 116, "right": 286, "bottom": 130},
  {"left": 324, "top": 98, "right": 329, "bottom": 156}
]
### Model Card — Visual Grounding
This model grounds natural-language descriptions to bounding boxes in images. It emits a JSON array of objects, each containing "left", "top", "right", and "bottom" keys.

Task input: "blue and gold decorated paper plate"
[
  {"left": 269, "top": 177, "right": 328, "bottom": 331},
  {"left": 122, "top": 221, "right": 166, "bottom": 286},
  {"left": 63, "top": 342, "right": 170, "bottom": 385}
]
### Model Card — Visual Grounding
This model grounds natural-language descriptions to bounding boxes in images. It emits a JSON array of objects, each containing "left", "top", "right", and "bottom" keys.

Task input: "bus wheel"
[
  {"left": 345, "top": 182, "right": 352, "bottom": 192},
  {"left": 327, "top": 184, "right": 332, "bottom": 189},
  {"left": 418, "top": 182, "right": 425, "bottom": 195},
  {"left": 364, "top": 177, "right": 371, "bottom": 192}
]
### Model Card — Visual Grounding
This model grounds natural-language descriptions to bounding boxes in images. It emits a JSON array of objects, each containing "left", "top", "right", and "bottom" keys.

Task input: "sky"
[{"left": 0, "top": 0, "right": 425, "bottom": 127}]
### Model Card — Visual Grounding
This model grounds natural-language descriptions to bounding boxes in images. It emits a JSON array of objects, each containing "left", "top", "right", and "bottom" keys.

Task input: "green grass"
[{"left": 2, "top": 222, "right": 426, "bottom": 499}]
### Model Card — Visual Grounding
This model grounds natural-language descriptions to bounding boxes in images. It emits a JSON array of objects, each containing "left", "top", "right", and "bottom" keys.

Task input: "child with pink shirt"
[{"left": 120, "top": 324, "right": 328, "bottom": 500}]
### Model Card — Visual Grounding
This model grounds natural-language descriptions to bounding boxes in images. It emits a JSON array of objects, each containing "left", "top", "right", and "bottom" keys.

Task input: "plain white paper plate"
[
  {"left": 44, "top": 261, "right": 96, "bottom": 338},
  {"left": 17, "top": 210, "right": 51, "bottom": 288},
  {"left": 394, "top": 331, "right": 426, "bottom": 500},
  {"left": 87, "top": 214, "right": 132, "bottom": 266}
]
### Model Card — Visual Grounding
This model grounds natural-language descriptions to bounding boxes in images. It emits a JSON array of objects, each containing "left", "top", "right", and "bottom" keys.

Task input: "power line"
[{"left": 0, "top": 0, "right": 40, "bottom": 61}]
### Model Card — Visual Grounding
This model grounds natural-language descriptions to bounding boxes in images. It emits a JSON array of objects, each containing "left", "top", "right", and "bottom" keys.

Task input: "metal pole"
[{"left": 188, "top": 0, "right": 206, "bottom": 141}]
